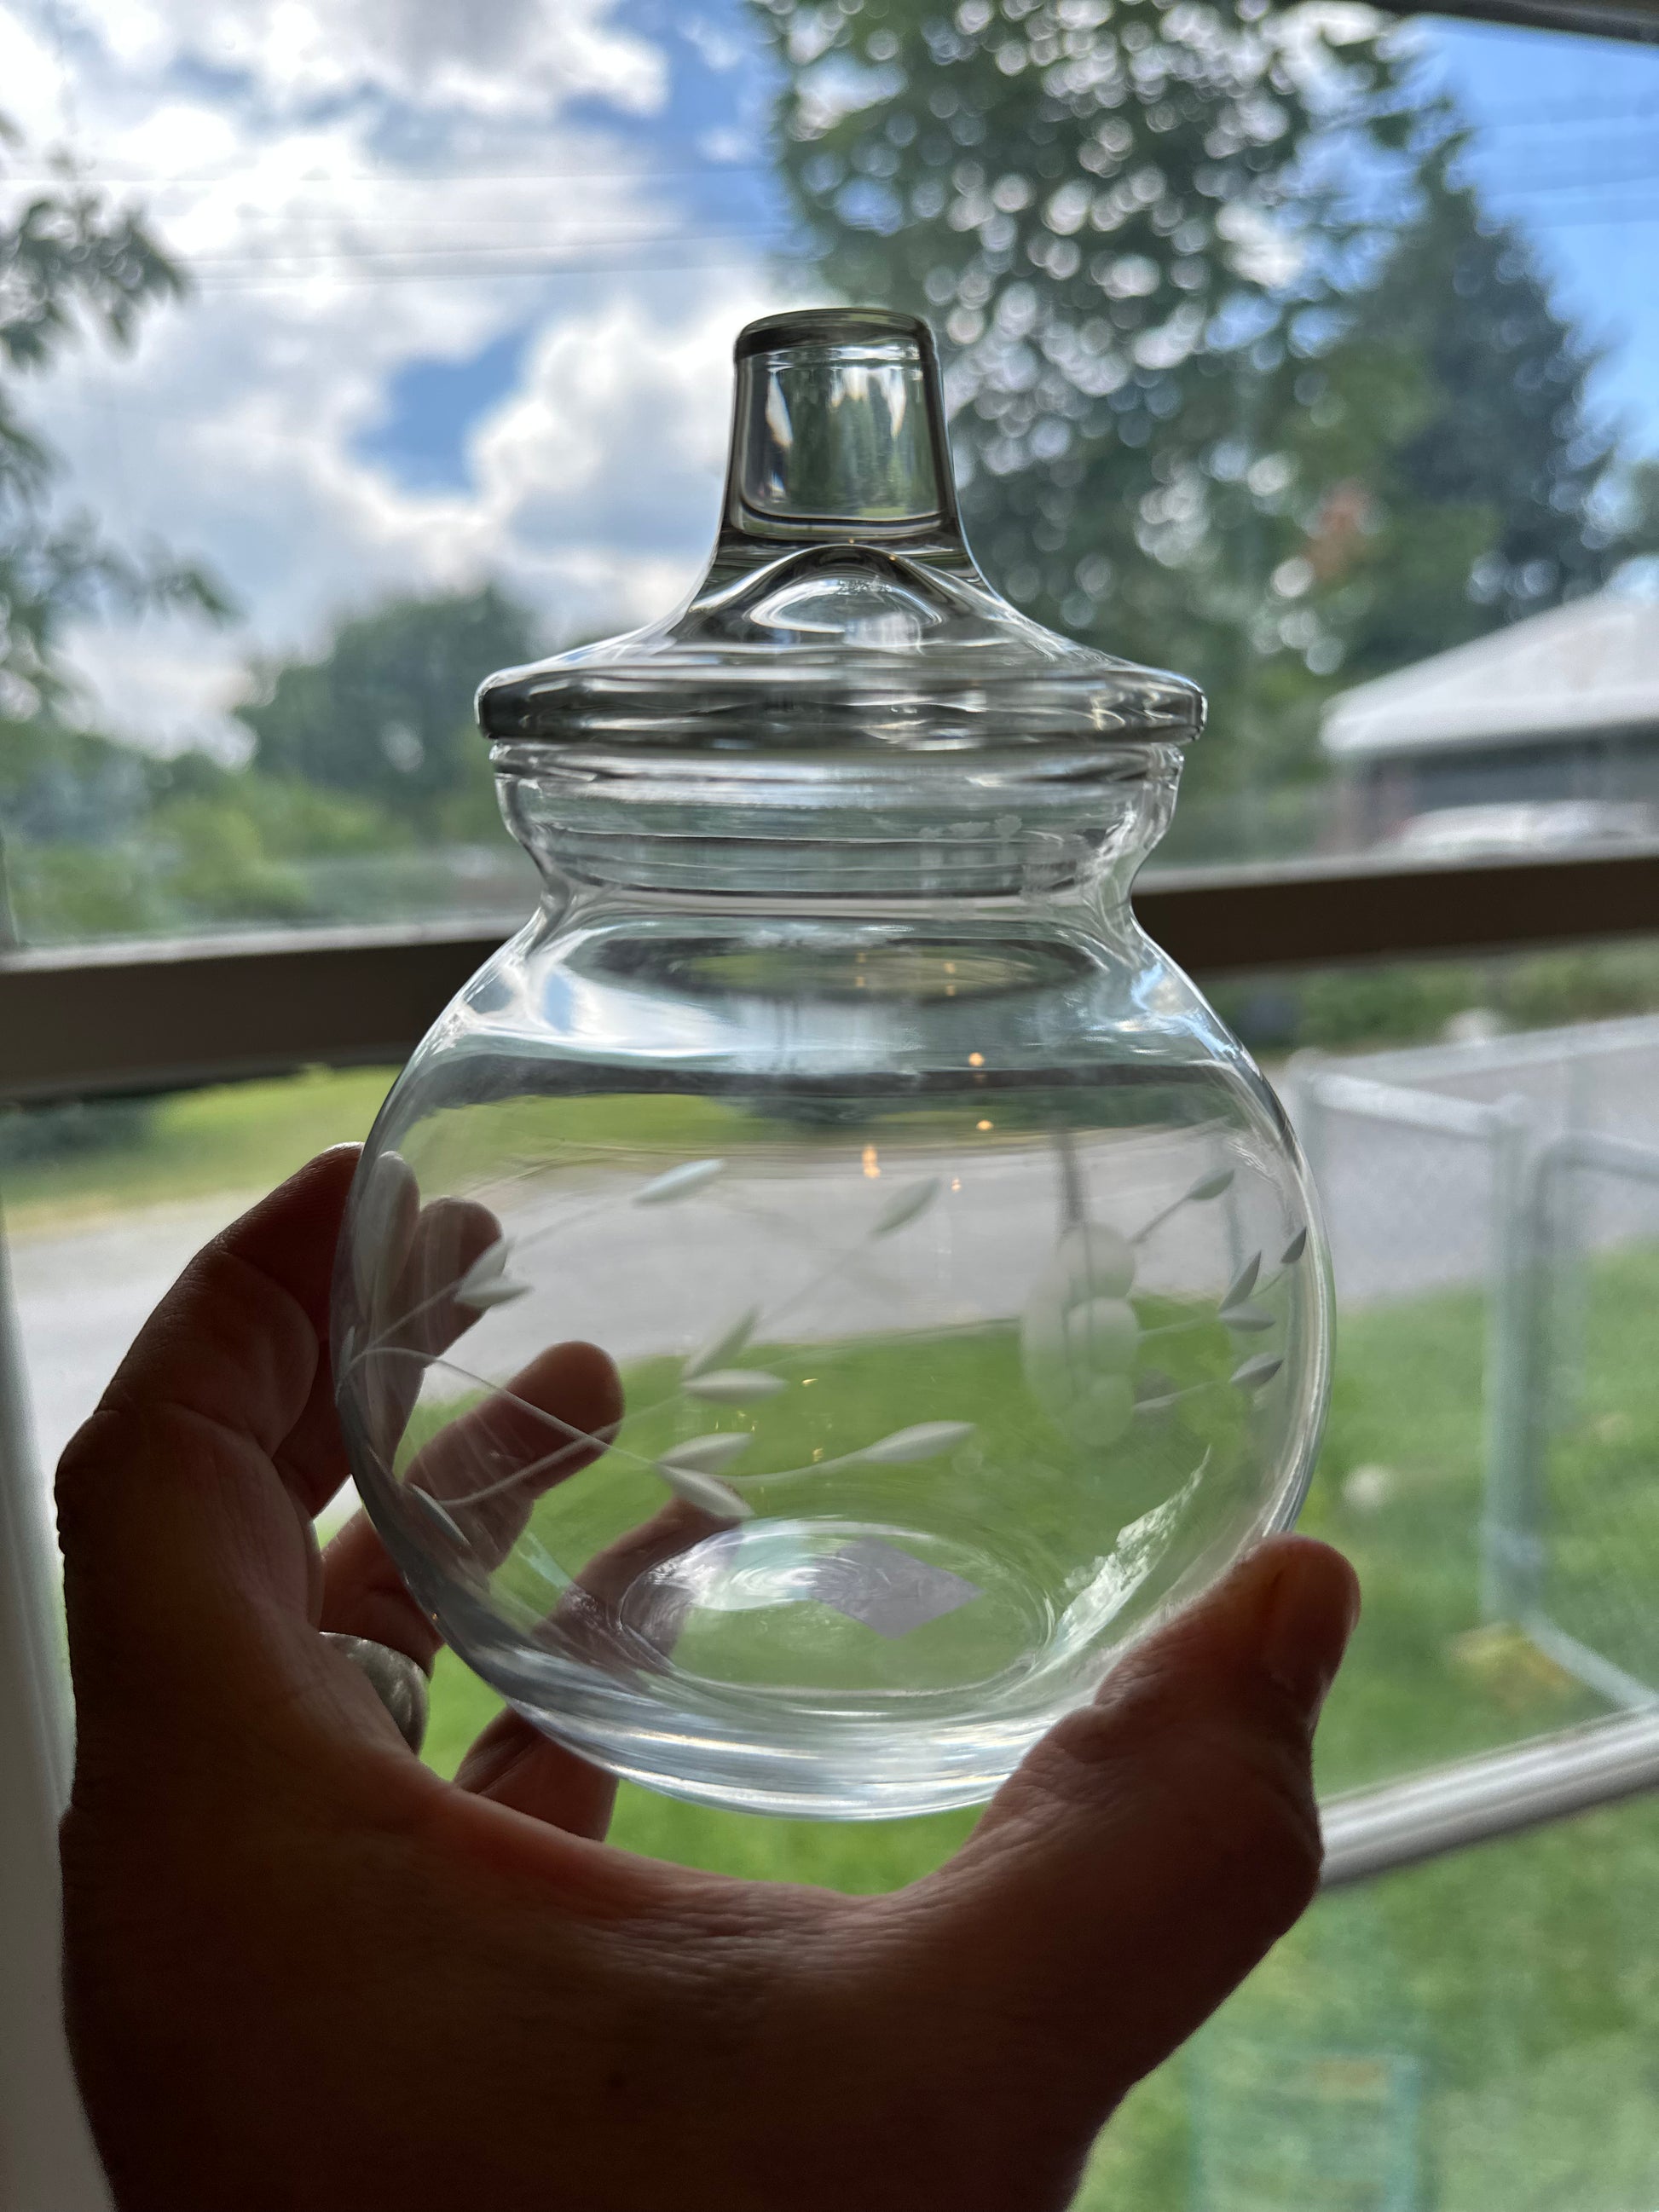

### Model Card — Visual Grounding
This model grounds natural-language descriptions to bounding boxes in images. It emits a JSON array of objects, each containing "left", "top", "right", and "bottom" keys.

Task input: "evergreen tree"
[
  {"left": 753, "top": 3, "right": 1656, "bottom": 852},
  {"left": 1298, "top": 135, "right": 1650, "bottom": 686}
]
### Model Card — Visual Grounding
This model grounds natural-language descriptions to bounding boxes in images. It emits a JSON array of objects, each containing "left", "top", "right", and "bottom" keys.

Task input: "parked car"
[{"left": 1380, "top": 800, "right": 1659, "bottom": 859}]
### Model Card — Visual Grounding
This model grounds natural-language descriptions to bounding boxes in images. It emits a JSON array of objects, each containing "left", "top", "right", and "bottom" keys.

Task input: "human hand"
[{"left": 58, "top": 1148, "right": 1357, "bottom": 2212}]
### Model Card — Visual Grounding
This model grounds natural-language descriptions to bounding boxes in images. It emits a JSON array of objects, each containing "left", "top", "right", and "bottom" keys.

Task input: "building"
[{"left": 1321, "top": 590, "right": 1659, "bottom": 852}]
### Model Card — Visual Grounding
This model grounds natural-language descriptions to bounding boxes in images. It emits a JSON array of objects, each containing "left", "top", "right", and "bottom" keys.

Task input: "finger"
[
  {"left": 56, "top": 1150, "right": 361, "bottom": 1705},
  {"left": 312, "top": 1194, "right": 506, "bottom": 1662},
  {"left": 453, "top": 1712, "right": 618, "bottom": 1842},
  {"left": 450, "top": 1495, "right": 716, "bottom": 1835},
  {"left": 373, "top": 1195, "right": 504, "bottom": 1438},
  {"left": 321, "top": 1340, "right": 621, "bottom": 1666},
  {"left": 316, "top": 1512, "right": 442, "bottom": 1667},
  {"left": 290, "top": 1192, "right": 500, "bottom": 1516},
  {"left": 913, "top": 1539, "right": 1358, "bottom": 2140},
  {"left": 403, "top": 1338, "right": 621, "bottom": 1566}
]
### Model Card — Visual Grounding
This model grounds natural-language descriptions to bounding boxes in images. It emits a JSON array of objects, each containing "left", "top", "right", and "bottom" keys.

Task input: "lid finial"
[
  {"left": 722, "top": 309, "right": 962, "bottom": 552},
  {"left": 477, "top": 308, "right": 1205, "bottom": 754}
]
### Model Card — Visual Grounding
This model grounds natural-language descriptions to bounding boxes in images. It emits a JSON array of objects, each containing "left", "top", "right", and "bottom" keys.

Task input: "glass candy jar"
[{"left": 333, "top": 309, "right": 1331, "bottom": 1819}]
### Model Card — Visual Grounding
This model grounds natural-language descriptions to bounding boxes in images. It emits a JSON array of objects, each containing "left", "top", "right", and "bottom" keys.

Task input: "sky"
[{"left": 2, "top": 0, "right": 1656, "bottom": 758}]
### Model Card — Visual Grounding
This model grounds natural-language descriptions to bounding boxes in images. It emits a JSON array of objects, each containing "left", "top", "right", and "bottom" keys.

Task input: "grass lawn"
[
  {"left": 1, "top": 1066, "right": 771, "bottom": 1235},
  {"left": 1, "top": 1067, "right": 399, "bottom": 1233}
]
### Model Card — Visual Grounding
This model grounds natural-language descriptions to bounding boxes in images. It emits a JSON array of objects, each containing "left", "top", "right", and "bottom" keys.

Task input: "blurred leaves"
[
  {"left": 1, "top": 119, "right": 228, "bottom": 716},
  {"left": 752, "top": 0, "right": 1659, "bottom": 857},
  {"left": 236, "top": 585, "right": 541, "bottom": 836}
]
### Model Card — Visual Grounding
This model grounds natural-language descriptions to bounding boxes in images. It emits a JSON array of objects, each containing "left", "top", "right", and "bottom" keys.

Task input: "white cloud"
[
  {"left": 39, "top": 263, "right": 794, "bottom": 748},
  {"left": 0, "top": 0, "right": 807, "bottom": 747},
  {"left": 0, "top": 7, "right": 66, "bottom": 125},
  {"left": 59, "top": 0, "right": 668, "bottom": 120}
]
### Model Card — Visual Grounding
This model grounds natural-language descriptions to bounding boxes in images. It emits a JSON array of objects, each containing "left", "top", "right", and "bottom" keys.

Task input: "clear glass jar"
[{"left": 333, "top": 309, "right": 1331, "bottom": 1818}]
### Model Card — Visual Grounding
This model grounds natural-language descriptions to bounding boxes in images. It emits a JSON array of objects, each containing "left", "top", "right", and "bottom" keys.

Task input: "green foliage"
[
  {"left": 0, "top": 122, "right": 228, "bottom": 713},
  {"left": 236, "top": 585, "right": 540, "bottom": 833},
  {"left": 1309, "top": 137, "right": 1654, "bottom": 686},
  {"left": 0, "top": 1094, "right": 157, "bottom": 1170},
  {"left": 0, "top": 713, "right": 401, "bottom": 939},
  {"left": 754, "top": 0, "right": 1401, "bottom": 690},
  {"left": 1214, "top": 942, "right": 1659, "bottom": 1056}
]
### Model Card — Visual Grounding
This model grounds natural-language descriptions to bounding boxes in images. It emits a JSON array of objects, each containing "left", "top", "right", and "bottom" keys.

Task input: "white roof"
[{"left": 1321, "top": 590, "right": 1659, "bottom": 762}]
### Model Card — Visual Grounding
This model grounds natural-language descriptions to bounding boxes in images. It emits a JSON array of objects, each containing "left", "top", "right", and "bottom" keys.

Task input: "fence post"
[{"left": 1481, "top": 1098, "right": 1543, "bottom": 1624}]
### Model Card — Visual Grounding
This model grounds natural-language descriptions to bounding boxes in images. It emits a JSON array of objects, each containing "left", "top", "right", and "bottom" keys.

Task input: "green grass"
[
  {"left": 0, "top": 1067, "right": 768, "bottom": 1234},
  {"left": 1, "top": 1067, "right": 398, "bottom": 1231}
]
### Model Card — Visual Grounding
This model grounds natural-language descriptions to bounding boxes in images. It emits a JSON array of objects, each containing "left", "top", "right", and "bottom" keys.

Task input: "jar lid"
[{"left": 477, "top": 309, "right": 1204, "bottom": 759}]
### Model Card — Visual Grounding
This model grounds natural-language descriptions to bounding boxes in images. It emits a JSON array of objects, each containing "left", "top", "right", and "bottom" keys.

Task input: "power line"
[
  {"left": 0, "top": 159, "right": 774, "bottom": 191},
  {"left": 183, "top": 245, "right": 786, "bottom": 293},
  {"left": 1481, "top": 159, "right": 1659, "bottom": 193}
]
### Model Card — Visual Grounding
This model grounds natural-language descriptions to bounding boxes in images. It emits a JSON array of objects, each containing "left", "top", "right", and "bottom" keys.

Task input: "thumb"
[{"left": 920, "top": 1538, "right": 1357, "bottom": 2143}]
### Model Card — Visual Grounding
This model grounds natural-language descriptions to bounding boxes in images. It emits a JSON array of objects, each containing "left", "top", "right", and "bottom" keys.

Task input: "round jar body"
[{"left": 334, "top": 805, "right": 1330, "bottom": 1818}]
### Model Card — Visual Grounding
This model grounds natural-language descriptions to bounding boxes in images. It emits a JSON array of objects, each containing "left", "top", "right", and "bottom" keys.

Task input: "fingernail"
[{"left": 1258, "top": 1546, "right": 1359, "bottom": 1722}]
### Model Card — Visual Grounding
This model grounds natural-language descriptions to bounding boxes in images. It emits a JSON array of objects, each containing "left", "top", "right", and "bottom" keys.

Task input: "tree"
[
  {"left": 236, "top": 585, "right": 541, "bottom": 835},
  {"left": 752, "top": 0, "right": 1404, "bottom": 684},
  {"left": 1, "top": 120, "right": 226, "bottom": 713},
  {"left": 1290, "top": 133, "right": 1656, "bottom": 687},
  {"left": 0, "top": 714, "right": 395, "bottom": 939},
  {"left": 752, "top": 3, "right": 1656, "bottom": 853}
]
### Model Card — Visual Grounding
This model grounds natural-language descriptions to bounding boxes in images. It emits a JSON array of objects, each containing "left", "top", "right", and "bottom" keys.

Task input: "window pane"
[
  {"left": 13, "top": 957, "right": 1659, "bottom": 1805},
  {"left": 3, "top": 1070, "right": 391, "bottom": 1485},
  {"left": 11, "top": 998, "right": 1659, "bottom": 2203},
  {"left": 3, "top": 7, "right": 1655, "bottom": 940},
  {"left": 1089, "top": 1795, "right": 1659, "bottom": 2211}
]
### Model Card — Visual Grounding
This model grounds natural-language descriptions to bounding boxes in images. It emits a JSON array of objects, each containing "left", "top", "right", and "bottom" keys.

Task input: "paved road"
[
  {"left": 9, "top": 1130, "right": 1256, "bottom": 1515},
  {"left": 9, "top": 1193, "right": 267, "bottom": 1510},
  {"left": 15, "top": 1027, "right": 1659, "bottom": 1525}
]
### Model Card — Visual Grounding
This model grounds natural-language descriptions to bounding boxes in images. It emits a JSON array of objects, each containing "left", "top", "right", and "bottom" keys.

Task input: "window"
[{"left": 4, "top": 0, "right": 1659, "bottom": 2201}]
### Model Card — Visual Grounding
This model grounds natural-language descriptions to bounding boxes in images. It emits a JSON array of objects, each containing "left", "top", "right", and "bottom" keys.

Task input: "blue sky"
[
  {"left": 1421, "top": 18, "right": 1659, "bottom": 453},
  {"left": 1, "top": 0, "right": 1655, "bottom": 751}
]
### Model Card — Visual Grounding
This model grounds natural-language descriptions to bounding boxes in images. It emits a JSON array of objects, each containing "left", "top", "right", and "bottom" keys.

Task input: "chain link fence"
[{"left": 1287, "top": 1016, "right": 1659, "bottom": 1707}]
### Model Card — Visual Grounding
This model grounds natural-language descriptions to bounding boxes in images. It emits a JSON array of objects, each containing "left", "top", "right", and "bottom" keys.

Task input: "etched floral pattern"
[{"left": 345, "top": 1142, "right": 1305, "bottom": 1552}]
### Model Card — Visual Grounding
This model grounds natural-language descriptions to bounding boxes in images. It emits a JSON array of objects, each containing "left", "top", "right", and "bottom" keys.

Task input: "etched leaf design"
[
  {"left": 683, "top": 1370, "right": 787, "bottom": 1405},
  {"left": 684, "top": 1306, "right": 759, "bottom": 1381},
  {"left": 351, "top": 1149, "right": 418, "bottom": 1310},
  {"left": 1280, "top": 1226, "right": 1309, "bottom": 1265},
  {"left": 1223, "top": 1305, "right": 1275, "bottom": 1334},
  {"left": 1187, "top": 1169, "right": 1235, "bottom": 1202},
  {"left": 454, "top": 1241, "right": 530, "bottom": 1312},
  {"left": 634, "top": 1158, "right": 726, "bottom": 1207},
  {"left": 653, "top": 1462, "right": 754, "bottom": 1520},
  {"left": 409, "top": 1489, "right": 465, "bottom": 1542},
  {"left": 873, "top": 1178, "right": 941, "bottom": 1237},
  {"left": 659, "top": 1432, "right": 754, "bottom": 1476},
  {"left": 1231, "top": 1354, "right": 1285, "bottom": 1391},
  {"left": 457, "top": 1239, "right": 509, "bottom": 1295},
  {"left": 1220, "top": 1253, "right": 1261, "bottom": 1311},
  {"left": 853, "top": 1421, "right": 976, "bottom": 1465}
]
